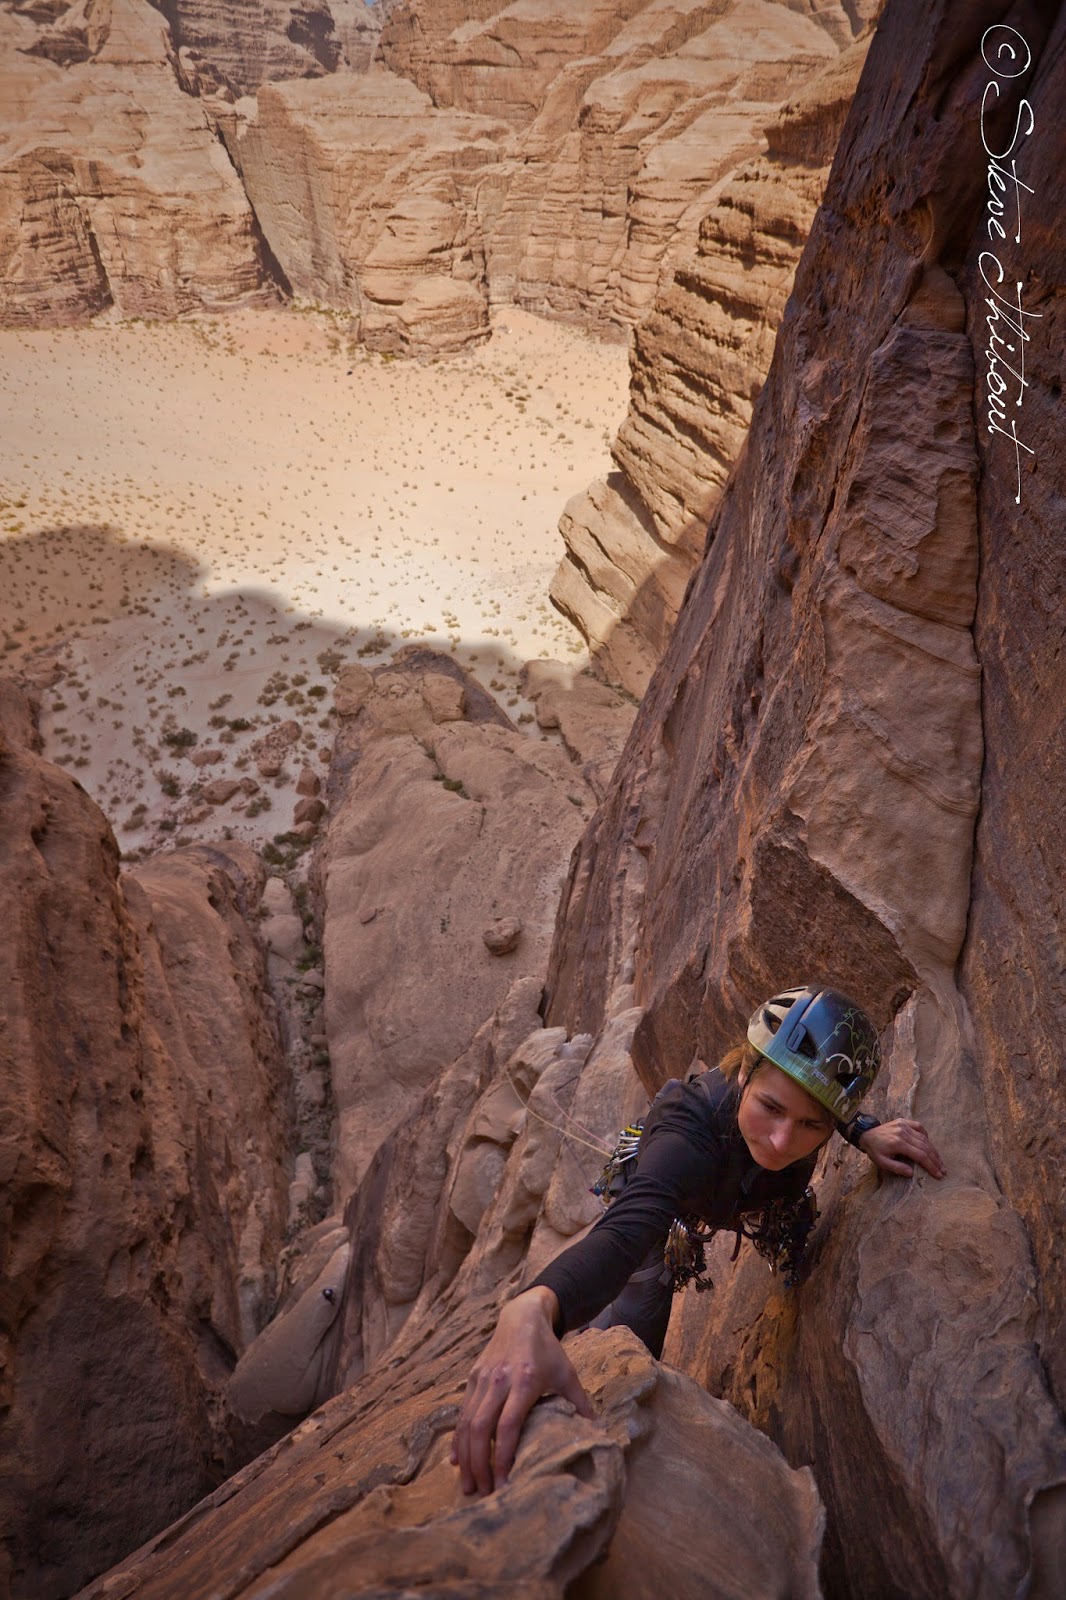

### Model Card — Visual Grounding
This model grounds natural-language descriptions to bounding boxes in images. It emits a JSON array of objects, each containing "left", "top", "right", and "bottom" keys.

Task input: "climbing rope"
[{"left": 502, "top": 1059, "right": 615, "bottom": 1159}]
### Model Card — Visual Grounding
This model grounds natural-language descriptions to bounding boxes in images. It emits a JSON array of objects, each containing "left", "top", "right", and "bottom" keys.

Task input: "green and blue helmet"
[{"left": 746, "top": 987, "right": 881, "bottom": 1123}]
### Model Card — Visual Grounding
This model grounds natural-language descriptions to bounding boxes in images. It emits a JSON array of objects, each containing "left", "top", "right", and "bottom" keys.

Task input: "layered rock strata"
[
  {"left": 316, "top": 648, "right": 634, "bottom": 1194},
  {"left": 537, "top": 2, "right": 1066, "bottom": 1595},
  {"left": 483, "top": 0, "right": 851, "bottom": 329},
  {"left": 0, "top": 0, "right": 275, "bottom": 326},
  {"left": 3, "top": 0, "right": 874, "bottom": 348},
  {"left": 381, "top": 0, "right": 660, "bottom": 126},
  {"left": 550, "top": 37, "right": 871, "bottom": 694},
  {"left": 224, "top": 70, "right": 510, "bottom": 348},
  {"left": 375, "top": 1, "right": 878, "bottom": 347},
  {"left": 0, "top": 684, "right": 293, "bottom": 1599},
  {"left": 157, "top": 0, "right": 381, "bottom": 98}
]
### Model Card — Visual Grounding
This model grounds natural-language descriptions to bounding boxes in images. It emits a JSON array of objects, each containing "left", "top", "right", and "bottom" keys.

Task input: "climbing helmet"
[{"left": 746, "top": 986, "right": 881, "bottom": 1123}]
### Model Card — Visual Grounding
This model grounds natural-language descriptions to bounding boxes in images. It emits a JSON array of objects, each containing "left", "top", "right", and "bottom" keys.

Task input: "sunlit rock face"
[
  {"left": 380, "top": 0, "right": 877, "bottom": 335},
  {"left": 155, "top": 0, "right": 381, "bottom": 97},
  {"left": 0, "top": 0, "right": 277, "bottom": 327},
  {"left": 3, "top": 0, "right": 873, "bottom": 354},
  {"left": 221, "top": 71, "right": 509, "bottom": 349},
  {"left": 540, "top": 4, "right": 1066, "bottom": 1596},
  {"left": 0, "top": 686, "right": 292, "bottom": 1599},
  {"left": 550, "top": 39, "right": 872, "bottom": 695}
]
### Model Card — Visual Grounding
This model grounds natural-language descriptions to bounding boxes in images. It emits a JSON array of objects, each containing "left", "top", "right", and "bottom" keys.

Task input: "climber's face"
[{"left": 738, "top": 1063, "right": 833, "bottom": 1170}]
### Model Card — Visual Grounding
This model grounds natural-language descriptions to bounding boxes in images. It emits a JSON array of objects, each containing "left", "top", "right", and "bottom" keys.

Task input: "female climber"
[{"left": 451, "top": 984, "right": 946, "bottom": 1496}]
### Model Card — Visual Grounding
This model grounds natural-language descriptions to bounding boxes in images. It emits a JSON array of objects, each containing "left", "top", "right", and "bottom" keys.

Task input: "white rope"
[{"left": 502, "top": 1058, "right": 615, "bottom": 1159}]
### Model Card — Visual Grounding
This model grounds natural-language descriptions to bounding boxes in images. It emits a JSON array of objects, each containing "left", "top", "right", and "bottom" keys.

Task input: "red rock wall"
[
  {"left": 0, "top": 694, "right": 293, "bottom": 1600},
  {"left": 543, "top": 2, "right": 1066, "bottom": 1594},
  {"left": 958, "top": 0, "right": 1066, "bottom": 1414}
]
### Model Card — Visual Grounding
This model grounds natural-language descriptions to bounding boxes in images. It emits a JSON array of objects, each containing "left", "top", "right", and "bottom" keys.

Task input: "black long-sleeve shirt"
[{"left": 530, "top": 1068, "right": 818, "bottom": 1335}]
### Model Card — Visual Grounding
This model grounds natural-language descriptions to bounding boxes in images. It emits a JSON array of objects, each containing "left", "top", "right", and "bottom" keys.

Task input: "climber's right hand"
[{"left": 451, "top": 1284, "right": 594, "bottom": 1496}]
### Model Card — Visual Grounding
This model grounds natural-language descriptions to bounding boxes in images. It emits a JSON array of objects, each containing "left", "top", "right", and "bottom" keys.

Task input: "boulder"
[
  {"left": 293, "top": 796, "right": 326, "bottom": 826},
  {"left": 333, "top": 663, "right": 374, "bottom": 718},
  {"left": 202, "top": 777, "right": 242, "bottom": 805},
  {"left": 483, "top": 915, "right": 522, "bottom": 955}
]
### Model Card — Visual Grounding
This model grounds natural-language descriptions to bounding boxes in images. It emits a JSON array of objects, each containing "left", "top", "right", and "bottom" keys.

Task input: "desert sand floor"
[{"left": 0, "top": 306, "right": 628, "bottom": 855}]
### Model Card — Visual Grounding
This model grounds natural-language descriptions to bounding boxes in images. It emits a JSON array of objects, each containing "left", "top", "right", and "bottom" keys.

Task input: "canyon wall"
[
  {"left": 0, "top": 0, "right": 276, "bottom": 326},
  {"left": 0, "top": 685, "right": 294, "bottom": 1598},
  {"left": 222, "top": 72, "right": 510, "bottom": 349},
  {"left": 156, "top": 0, "right": 381, "bottom": 97},
  {"left": 2, "top": 0, "right": 873, "bottom": 357},
  {"left": 5, "top": 3, "right": 1065, "bottom": 1598},
  {"left": 316, "top": 648, "right": 633, "bottom": 1196},
  {"left": 550, "top": 38, "right": 871, "bottom": 694},
  {"left": 540, "top": 1, "right": 1066, "bottom": 1595}
]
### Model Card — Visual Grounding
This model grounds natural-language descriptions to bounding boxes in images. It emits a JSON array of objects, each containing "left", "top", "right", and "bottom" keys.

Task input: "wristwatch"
[{"left": 841, "top": 1112, "right": 880, "bottom": 1149}]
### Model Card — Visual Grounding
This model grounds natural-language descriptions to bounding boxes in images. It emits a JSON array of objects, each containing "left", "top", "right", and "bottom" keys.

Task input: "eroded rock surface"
[
  {"left": 224, "top": 70, "right": 509, "bottom": 350},
  {"left": 78, "top": 1323, "right": 825, "bottom": 1600},
  {"left": 551, "top": 37, "right": 872, "bottom": 693},
  {"left": 539, "top": 4, "right": 1066, "bottom": 1595},
  {"left": 0, "top": 687, "right": 292, "bottom": 1598},
  {"left": 0, "top": 0, "right": 276, "bottom": 325},
  {"left": 159, "top": 0, "right": 381, "bottom": 98},
  {"left": 4, "top": 0, "right": 872, "bottom": 353},
  {"left": 317, "top": 647, "right": 632, "bottom": 1194}
]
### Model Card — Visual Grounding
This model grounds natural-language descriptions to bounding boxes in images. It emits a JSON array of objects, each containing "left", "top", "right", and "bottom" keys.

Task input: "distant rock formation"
[
  {"left": 551, "top": 38, "right": 872, "bottom": 693},
  {"left": 0, "top": 684, "right": 293, "bottom": 1598},
  {"left": 0, "top": 0, "right": 277, "bottom": 325},
  {"left": 2, "top": 0, "right": 874, "bottom": 355},
  {"left": 156, "top": 0, "right": 382, "bottom": 97},
  {"left": 220, "top": 71, "right": 509, "bottom": 351}
]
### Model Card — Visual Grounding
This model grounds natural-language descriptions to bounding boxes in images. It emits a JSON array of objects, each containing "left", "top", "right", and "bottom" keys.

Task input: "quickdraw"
[
  {"left": 590, "top": 1121, "right": 645, "bottom": 1202},
  {"left": 738, "top": 1187, "right": 819, "bottom": 1289},
  {"left": 664, "top": 1216, "right": 715, "bottom": 1293},
  {"left": 592, "top": 1121, "right": 819, "bottom": 1294}
]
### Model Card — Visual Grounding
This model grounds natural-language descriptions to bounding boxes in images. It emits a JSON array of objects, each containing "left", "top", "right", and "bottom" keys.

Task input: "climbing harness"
[{"left": 591, "top": 1118, "right": 819, "bottom": 1294}]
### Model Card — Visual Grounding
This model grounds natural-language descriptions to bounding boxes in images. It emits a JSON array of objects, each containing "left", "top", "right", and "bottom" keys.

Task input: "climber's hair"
[{"left": 718, "top": 1041, "right": 762, "bottom": 1082}]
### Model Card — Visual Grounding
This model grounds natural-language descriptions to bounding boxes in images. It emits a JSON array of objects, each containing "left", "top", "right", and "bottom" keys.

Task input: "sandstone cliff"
[
  {"left": 0, "top": 685, "right": 294, "bottom": 1597},
  {"left": 2, "top": 0, "right": 872, "bottom": 356},
  {"left": 539, "top": 2, "right": 1066, "bottom": 1594},
  {"left": 157, "top": 0, "right": 381, "bottom": 98},
  {"left": 551, "top": 38, "right": 872, "bottom": 694},
  {"left": 7, "top": 3, "right": 1066, "bottom": 1598},
  {"left": 0, "top": 0, "right": 276, "bottom": 325},
  {"left": 221, "top": 71, "right": 510, "bottom": 349},
  {"left": 315, "top": 648, "right": 633, "bottom": 1195}
]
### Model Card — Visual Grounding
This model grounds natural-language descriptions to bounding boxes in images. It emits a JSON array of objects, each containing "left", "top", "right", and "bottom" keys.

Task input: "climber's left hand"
[{"left": 859, "top": 1119, "right": 946, "bottom": 1179}]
